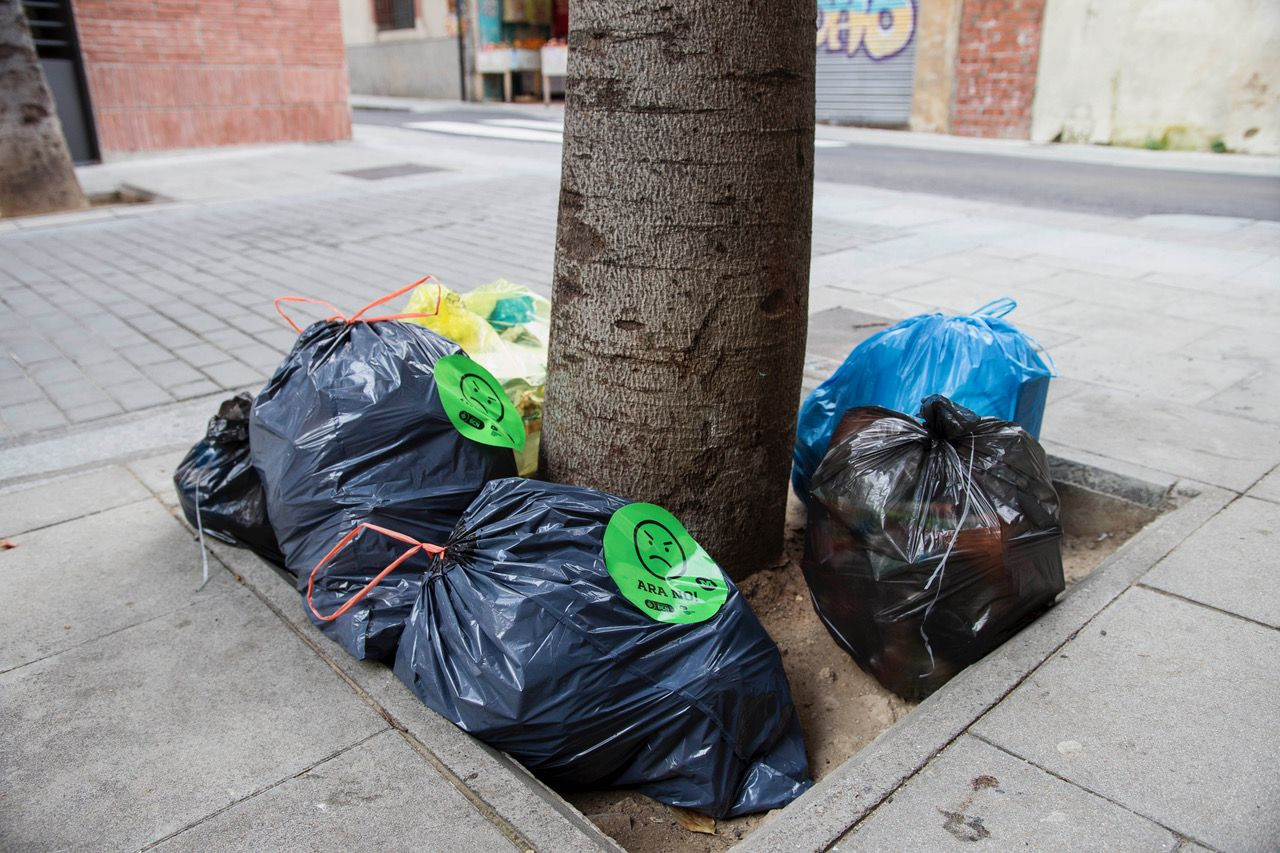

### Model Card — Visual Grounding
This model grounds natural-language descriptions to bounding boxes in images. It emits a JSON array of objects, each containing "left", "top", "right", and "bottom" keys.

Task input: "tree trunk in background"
[
  {"left": 0, "top": 0, "right": 87, "bottom": 218},
  {"left": 542, "top": 0, "right": 815, "bottom": 578}
]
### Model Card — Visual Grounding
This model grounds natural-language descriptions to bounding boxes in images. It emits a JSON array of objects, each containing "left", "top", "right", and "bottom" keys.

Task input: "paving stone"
[
  {"left": 120, "top": 341, "right": 176, "bottom": 367},
  {"left": 1203, "top": 367, "right": 1280, "bottom": 426},
  {"left": 147, "top": 359, "right": 206, "bottom": 388},
  {"left": 201, "top": 327, "right": 257, "bottom": 351},
  {"left": 834, "top": 735, "right": 1176, "bottom": 852},
  {"left": 24, "top": 358, "right": 82, "bottom": 383},
  {"left": 150, "top": 327, "right": 202, "bottom": 349},
  {"left": 182, "top": 311, "right": 229, "bottom": 335},
  {"left": 0, "top": 465, "right": 150, "bottom": 537},
  {"left": 169, "top": 378, "right": 222, "bottom": 399},
  {"left": 172, "top": 342, "right": 230, "bottom": 369},
  {"left": 0, "top": 377, "right": 44, "bottom": 404},
  {"left": 806, "top": 307, "right": 892, "bottom": 361},
  {"left": 126, "top": 449, "right": 187, "bottom": 507},
  {"left": 0, "top": 500, "right": 229, "bottom": 670},
  {"left": 82, "top": 359, "right": 145, "bottom": 386},
  {"left": 1247, "top": 466, "right": 1280, "bottom": 504},
  {"left": 971, "top": 587, "right": 1280, "bottom": 852},
  {"left": 1049, "top": 337, "right": 1256, "bottom": 406},
  {"left": 64, "top": 399, "right": 126, "bottom": 423},
  {"left": 809, "top": 247, "right": 915, "bottom": 292},
  {"left": 41, "top": 378, "right": 111, "bottom": 410},
  {"left": 130, "top": 311, "right": 181, "bottom": 333},
  {"left": 1042, "top": 384, "right": 1280, "bottom": 492},
  {"left": 201, "top": 359, "right": 265, "bottom": 389},
  {"left": 1161, "top": 291, "right": 1280, "bottom": 335},
  {"left": 234, "top": 340, "right": 288, "bottom": 371},
  {"left": 1142, "top": 496, "right": 1279, "bottom": 627},
  {"left": 891, "top": 277, "right": 1073, "bottom": 320},
  {"left": 256, "top": 326, "right": 302, "bottom": 353},
  {"left": 0, "top": 583, "right": 388, "bottom": 851},
  {"left": 154, "top": 730, "right": 516, "bottom": 852},
  {"left": 1029, "top": 299, "right": 1215, "bottom": 354},
  {"left": 103, "top": 377, "right": 175, "bottom": 409},
  {"left": 1, "top": 399, "right": 68, "bottom": 432}
]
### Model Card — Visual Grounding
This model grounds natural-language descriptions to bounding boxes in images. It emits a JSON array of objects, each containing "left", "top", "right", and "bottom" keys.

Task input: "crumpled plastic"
[
  {"left": 404, "top": 279, "right": 548, "bottom": 475},
  {"left": 250, "top": 319, "right": 516, "bottom": 662},
  {"left": 802, "top": 396, "right": 1064, "bottom": 701},
  {"left": 174, "top": 393, "right": 285, "bottom": 569},
  {"left": 793, "top": 298, "right": 1054, "bottom": 498},
  {"left": 394, "top": 477, "right": 812, "bottom": 818}
]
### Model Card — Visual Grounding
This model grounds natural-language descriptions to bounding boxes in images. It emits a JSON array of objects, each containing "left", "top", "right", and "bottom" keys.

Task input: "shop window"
[{"left": 374, "top": 0, "right": 415, "bottom": 30}]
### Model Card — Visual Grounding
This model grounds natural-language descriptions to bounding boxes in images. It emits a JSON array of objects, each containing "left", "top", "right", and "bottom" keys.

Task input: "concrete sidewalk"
[
  {"left": 0, "top": 462, "right": 613, "bottom": 852},
  {"left": 1, "top": 126, "right": 1277, "bottom": 851}
]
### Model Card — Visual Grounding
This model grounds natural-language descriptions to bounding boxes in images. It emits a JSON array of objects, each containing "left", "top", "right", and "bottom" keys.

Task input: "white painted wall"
[
  {"left": 338, "top": 0, "right": 458, "bottom": 46},
  {"left": 340, "top": 0, "right": 377, "bottom": 45},
  {"left": 1032, "top": 0, "right": 1280, "bottom": 155}
]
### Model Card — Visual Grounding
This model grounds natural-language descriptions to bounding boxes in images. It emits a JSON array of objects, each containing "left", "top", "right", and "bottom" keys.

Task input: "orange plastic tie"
[
  {"left": 305, "top": 522, "right": 446, "bottom": 623},
  {"left": 273, "top": 276, "right": 444, "bottom": 332},
  {"left": 273, "top": 295, "right": 343, "bottom": 334}
]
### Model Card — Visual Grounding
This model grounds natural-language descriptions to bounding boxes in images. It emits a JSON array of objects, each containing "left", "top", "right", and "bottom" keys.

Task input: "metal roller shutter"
[{"left": 815, "top": 0, "right": 917, "bottom": 126}]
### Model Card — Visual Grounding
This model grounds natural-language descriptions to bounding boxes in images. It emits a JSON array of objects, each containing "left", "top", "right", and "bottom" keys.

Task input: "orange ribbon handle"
[
  {"left": 305, "top": 522, "right": 446, "bottom": 623},
  {"left": 273, "top": 276, "right": 445, "bottom": 333}
]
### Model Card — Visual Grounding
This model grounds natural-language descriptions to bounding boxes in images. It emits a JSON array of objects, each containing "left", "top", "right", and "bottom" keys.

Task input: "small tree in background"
[
  {"left": 542, "top": 0, "right": 815, "bottom": 577},
  {"left": 0, "top": 0, "right": 86, "bottom": 218}
]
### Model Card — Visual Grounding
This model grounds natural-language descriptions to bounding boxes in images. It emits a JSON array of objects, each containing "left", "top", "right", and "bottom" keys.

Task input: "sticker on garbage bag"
[
  {"left": 434, "top": 354, "right": 526, "bottom": 451},
  {"left": 604, "top": 503, "right": 728, "bottom": 624}
]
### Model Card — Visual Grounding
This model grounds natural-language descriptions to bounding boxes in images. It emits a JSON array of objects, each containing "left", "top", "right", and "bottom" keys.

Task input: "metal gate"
[
  {"left": 22, "top": 0, "right": 99, "bottom": 163},
  {"left": 815, "top": 0, "right": 917, "bottom": 126}
]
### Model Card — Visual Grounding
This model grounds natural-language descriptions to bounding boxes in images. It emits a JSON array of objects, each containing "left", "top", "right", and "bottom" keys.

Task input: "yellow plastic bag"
[{"left": 405, "top": 280, "right": 549, "bottom": 475}]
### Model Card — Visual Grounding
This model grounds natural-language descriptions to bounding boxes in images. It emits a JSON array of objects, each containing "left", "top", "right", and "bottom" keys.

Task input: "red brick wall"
[
  {"left": 73, "top": 0, "right": 352, "bottom": 154},
  {"left": 951, "top": 0, "right": 1046, "bottom": 139}
]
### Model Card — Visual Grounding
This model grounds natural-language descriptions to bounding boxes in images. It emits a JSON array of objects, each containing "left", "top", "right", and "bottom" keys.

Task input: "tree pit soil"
[{"left": 564, "top": 482, "right": 1161, "bottom": 852}]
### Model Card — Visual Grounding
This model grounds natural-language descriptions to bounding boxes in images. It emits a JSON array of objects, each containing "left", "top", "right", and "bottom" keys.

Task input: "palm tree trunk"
[
  {"left": 542, "top": 0, "right": 815, "bottom": 578},
  {"left": 0, "top": 0, "right": 88, "bottom": 218}
]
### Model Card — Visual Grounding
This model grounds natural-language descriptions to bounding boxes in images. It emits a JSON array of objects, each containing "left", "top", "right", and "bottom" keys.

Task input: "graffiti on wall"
[{"left": 817, "top": 0, "right": 916, "bottom": 60}]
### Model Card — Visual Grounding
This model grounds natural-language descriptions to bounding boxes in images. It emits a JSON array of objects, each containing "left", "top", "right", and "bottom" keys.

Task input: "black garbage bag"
[
  {"left": 803, "top": 395, "right": 1064, "bottom": 701},
  {"left": 173, "top": 393, "right": 285, "bottom": 569},
  {"left": 393, "top": 477, "right": 811, "bottom": 818},
  {"left": 251, "top": 315, "right": 516, "bottom": 662}
]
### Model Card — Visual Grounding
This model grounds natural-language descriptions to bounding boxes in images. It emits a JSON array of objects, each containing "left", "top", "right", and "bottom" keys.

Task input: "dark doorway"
[{"left": 22, "top": 0, "right": 99, "bottom": 164}]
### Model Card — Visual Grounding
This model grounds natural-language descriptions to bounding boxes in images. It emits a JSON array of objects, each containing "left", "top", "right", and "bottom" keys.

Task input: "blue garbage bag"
[{"left": 793, "top": 298, "right": 1054, "bottom": 497}]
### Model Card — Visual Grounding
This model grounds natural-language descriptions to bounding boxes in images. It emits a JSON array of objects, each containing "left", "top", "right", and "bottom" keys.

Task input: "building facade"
[
  {"left": 26, "top": 0, "right": 351, "bottom": 162},
  {"left": 905, "top": 0, "right": 1278, "bottom": 154},
  {"left": 340, "top": 0, "right": 465, "bottom": 100}
]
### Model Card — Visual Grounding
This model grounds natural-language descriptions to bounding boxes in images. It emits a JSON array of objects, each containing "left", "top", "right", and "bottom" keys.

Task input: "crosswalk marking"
[
  {"left": 484, "top": 118, "right": 565, "bottom": 133},
  {"left": 403, "top": 118, "right": 851, "bottom": 149},
  {"left": 402, "top": 121, "right": 564, "bottom": 143}
]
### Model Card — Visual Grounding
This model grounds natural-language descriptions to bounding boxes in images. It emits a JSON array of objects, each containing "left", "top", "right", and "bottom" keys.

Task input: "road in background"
[{"left": 354, "top": 107, "right": 1280, "bottom": 221}]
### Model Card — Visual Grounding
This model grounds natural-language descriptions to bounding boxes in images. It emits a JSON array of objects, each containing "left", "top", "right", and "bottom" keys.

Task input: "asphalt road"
[{"left": 354, "top": 108, "right": 1280, "bottom": 221}]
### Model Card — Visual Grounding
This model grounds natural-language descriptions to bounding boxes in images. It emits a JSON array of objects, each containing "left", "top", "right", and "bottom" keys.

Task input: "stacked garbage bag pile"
[
  {"left": 174, "top": 280, "right": 1064, "bottom": 818},
  {"left": 172, "top": 279, "right": 810, "bottom": 818},
  {"left": 794, "top": 299, "right": 1063, "bottom": 700}
]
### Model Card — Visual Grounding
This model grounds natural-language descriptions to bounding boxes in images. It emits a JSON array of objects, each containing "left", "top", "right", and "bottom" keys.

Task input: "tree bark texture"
[
  {"left": 542, "top": 0, "right": 815, "bottom": 577},
  {"left": 0, "top": 0, "right": 86, "bottom": 218}
]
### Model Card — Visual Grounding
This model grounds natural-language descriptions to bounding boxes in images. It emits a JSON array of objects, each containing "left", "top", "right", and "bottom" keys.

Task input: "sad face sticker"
[
  {"left": 604, "top": 503, "right": 728, "bottom": 624},
  {"left": 461, "top": 372, "right": 506, "bottom": 421},
  {"left": 434, "top": 354, "right": 526, "bottom": 451},
  {"left": 633, "top": 520, "right": 687, "bottom": 579}
]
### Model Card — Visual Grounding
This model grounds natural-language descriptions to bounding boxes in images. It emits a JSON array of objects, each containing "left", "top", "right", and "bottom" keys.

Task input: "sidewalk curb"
[
  {"left": 201, "top": 538, "right": 621, "bottom": 853},
  {"left": 735, "top": 475, "right": 1233, "bottom": 852}
]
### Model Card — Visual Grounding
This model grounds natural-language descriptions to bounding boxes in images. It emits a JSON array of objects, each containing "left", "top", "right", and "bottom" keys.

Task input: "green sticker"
[
  {"left": 434, "top": 354, "right": 526, "bottom": 451},
  {"left": 604, "top": 503, "right": 728, "bottom": 624}
]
